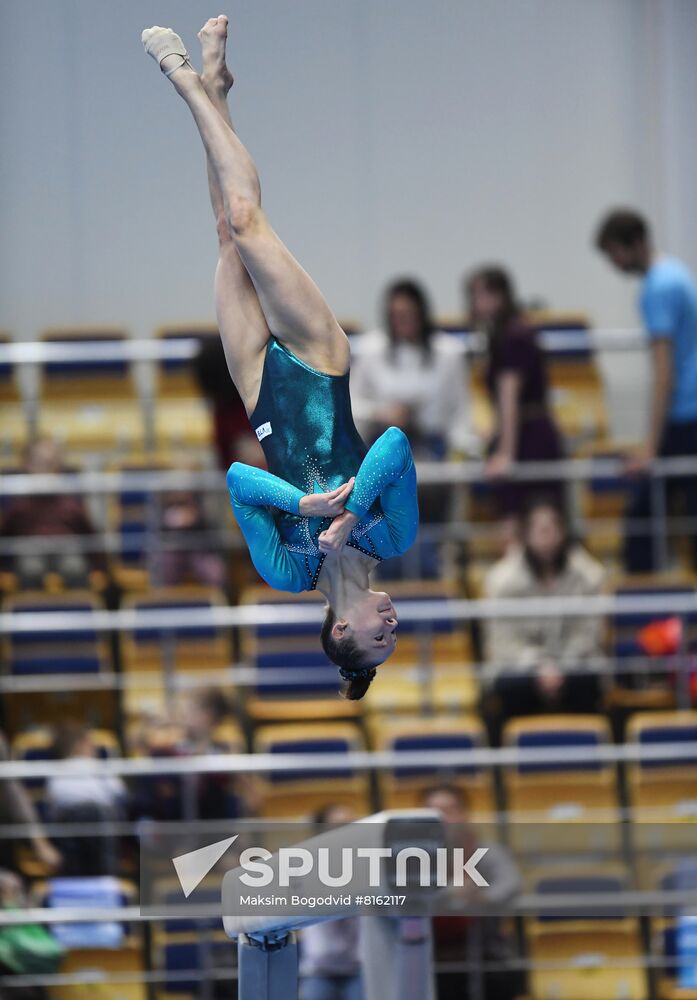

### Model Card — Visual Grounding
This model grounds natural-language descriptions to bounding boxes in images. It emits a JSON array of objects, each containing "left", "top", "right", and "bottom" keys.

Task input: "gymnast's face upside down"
[{"left": 320, "top": 591, "right": 399, "bottom": 699}]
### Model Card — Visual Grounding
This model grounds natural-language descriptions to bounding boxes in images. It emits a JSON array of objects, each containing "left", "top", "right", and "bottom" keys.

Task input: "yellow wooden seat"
[
  {"left": 528, "top": 925, "right": 647, "bottom": 1000},
  {"left": 503, "top": 715, "right": 620, "bottom": 855},
  {"left": 577, "top": 441, "right": 644, "bottom": 566},
  {"left": 0, "top": 333, "right": 28, "bottom": 451},
  {"left": 368, "top": 713, "right": 495, "bottom": 818},
  {"left": 252, "top": 721, "right": 371, "bottom": 818},
  {"left": 525, "top": 862, "right": 647, "bottom": 1000},
  {"left": 366, "top": 580, "right": 477, "bottom": 714},
  {"left": 2, "top": 591, "right": 115, "bottom": 735},
  {"left": 627, "top": 711, "right": 697, "bottom": 852},
  {"left": 36, "top": 328, "right": 146, "bottom": 454},
  {"left": 105, "top": 451, "right": 178, "bottom": 591},
  {"left": 119, "top": 587, "right": 232, "bottom": 718},
  {"left": 152, "top": 324, "right": 219, "bottom": 452}
]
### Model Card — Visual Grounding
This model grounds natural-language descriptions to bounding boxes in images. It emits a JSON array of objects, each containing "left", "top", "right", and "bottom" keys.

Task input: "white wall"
[{"left": 0, "top": 0, "right": 695, "bottom": 349}]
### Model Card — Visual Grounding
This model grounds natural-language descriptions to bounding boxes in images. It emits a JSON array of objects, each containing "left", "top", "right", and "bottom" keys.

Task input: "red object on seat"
[{"left": 636, "top": 617, "right": 683, "bottom": 657}]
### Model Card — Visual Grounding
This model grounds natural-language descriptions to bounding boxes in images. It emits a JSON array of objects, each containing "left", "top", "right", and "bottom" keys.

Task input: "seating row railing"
[
  {"left": 1, "top": 735, "right": 696, "bottom": 779},
  {"left": 0, "top": 327, "right": 650, "bottom": 367}
]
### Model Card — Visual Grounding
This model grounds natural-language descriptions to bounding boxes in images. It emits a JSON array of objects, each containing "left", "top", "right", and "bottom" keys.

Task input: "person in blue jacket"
[{"left": 143, "top": 16, "right": 418, "bottom": 697}]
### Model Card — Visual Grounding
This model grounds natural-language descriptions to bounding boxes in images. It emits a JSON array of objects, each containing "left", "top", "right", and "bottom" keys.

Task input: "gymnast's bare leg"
[
  {"left": 143, "top": 19, "right": 349, "bottom": 416},
  {"left": 197, "top": 15, "right": 270, "bottom": 415}
]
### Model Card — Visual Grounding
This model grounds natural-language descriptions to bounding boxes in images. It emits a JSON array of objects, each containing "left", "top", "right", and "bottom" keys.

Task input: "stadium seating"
[
  {"left": 576, "top": 440, "right": 636, "bottom": 567},
  {"left": 106, "top": 451, "right": 175, "bottom": 591},
  {"left": 239, "top": 581, "right": 476, "bottom": 721},
  {"left": 529, "top": 311, "right": 609, "bottom": 450},
  {"left": 367, "top": 580, "right": 477, "bottom": 714},
  {"left": 626, "top": 711, "right": 697, "bottom": 851},
  {"left": 119, "top": 587, "right": 232, "bottom": 718},
  {"left": 34, "top": 878, "right": 146, "bottom": 1000},
  {"left": 0, "top": 331, "right": 28, "bottom": 452},
  {"left": 607, "top": 575, "right": 696, "bottom": 714},
  {"left": 252, "top": 721, "right": 371, "bottom": 818},
  {"left": 150, "top": 881, "right": 232, "bottom": 1000},
  {"left": 3, "top": 317, "right": 695, "bottom": 997},
  {"left": 525, "top": 865, "right": 647, "bottom": 1000},
  {"left": 502, "top": 715, "right": 621, "bottom": 855},
  {"left": 368, "top": 714, "right": 495, "bottom": 818},
  {"left": 1, "top": 591, "right": 115, "bottom": 733},
  {"left": 152, "top": 325, "right": 217, "bottom": 452},
  {"left": 36, "top": 328, "right": 146, "bottom": 453}
]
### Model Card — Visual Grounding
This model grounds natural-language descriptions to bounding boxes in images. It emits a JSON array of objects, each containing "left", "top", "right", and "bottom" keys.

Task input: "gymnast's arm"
[
  {"left": 344, "top": 426, "right": 419, "bottom": 554},
  {"left": 226, "top": 463, "right": 307, "bottom": 591}
]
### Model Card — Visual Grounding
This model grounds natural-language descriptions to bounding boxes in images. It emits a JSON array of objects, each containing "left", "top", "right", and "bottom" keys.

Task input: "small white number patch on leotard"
[{"left": 255, "top": 421, "right": 272, "bottom": 442}]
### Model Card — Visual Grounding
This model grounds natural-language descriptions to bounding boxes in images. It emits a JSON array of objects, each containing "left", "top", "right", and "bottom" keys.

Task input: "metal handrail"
[
  {"left": 4, "top": 454, "right": 697, "bottom": 496},
  {"left": 0, "top": 327, "right": 649, "bottom": 367},
  {"left": 1, "top": 738, "right": 696, "bottom": 780},
  {"left": 2, "top": 590, "right": 697, "bottom": 634}
]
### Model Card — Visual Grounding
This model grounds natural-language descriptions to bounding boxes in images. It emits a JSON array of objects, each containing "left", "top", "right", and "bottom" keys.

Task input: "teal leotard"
[{"left": 226, "top": 337, "right": 418, "bottom": 591}]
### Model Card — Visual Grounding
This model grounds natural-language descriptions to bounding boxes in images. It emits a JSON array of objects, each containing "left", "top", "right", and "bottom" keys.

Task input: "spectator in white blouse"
[
  {"left": 350, "top": 279, "right": 477, "bottom": 577},
  {"left": 350, "top": 279, "right": 478, "bottom": 459}
]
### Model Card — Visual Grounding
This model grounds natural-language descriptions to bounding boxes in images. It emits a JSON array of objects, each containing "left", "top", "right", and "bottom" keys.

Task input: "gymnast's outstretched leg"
[
  {"left": 195, "top": 15, "right": 270, "bottom": 414},
  {"left": 143, "top": 20, "right": 349, "bottom": 392}
]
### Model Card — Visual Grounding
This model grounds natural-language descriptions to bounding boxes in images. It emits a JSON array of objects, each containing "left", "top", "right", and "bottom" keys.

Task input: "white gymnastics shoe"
[{"left": 142, "top": 26, "right": 194, "bottom": 77}]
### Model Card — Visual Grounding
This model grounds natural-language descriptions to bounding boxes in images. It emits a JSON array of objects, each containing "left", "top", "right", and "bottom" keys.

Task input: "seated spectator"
[
  {"left": 149, "top": 483, "right": 227, "bottom": 588},
  {"left": 483, "top": 497, "right": 606, "bottom": 735},
  {"left": 422, "top": 784, "right": 524, "bottom": 1000},
  {"left": 351, "top": 278, "right": 477, "bottom": 576},
  {"left": 0, "top": 437, "right": 107, "bottom": 590},
  {"left": 466, "top": 266, "right": 565, "bottom": 548},
  {"left": 47, "top": 722, "right": 126, "bottom": 876},
  {"left": 0, "top": 730, "right": 61, "bottom": 876},
  {"left": 132, "top": 688, "right": 261, "bottom": 822},
  {"left": 299, "top": 804, "right": 363, "bottom": 1000}
]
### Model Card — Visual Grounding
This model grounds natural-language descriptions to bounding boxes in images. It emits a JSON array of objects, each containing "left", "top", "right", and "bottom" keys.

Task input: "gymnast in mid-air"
[{"left": 142, "top": 16, "right": 418, "bottom": 698}]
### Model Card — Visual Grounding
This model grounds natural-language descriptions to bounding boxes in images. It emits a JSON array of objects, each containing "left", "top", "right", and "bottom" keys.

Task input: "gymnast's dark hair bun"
[{"left": 320, "top": 606, "right": 376, "bottom": 701}]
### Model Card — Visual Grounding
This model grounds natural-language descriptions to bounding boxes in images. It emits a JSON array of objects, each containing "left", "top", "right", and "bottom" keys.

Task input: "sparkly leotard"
[{"left": 226, "top": 337, "right": 418, "bottom": 592}]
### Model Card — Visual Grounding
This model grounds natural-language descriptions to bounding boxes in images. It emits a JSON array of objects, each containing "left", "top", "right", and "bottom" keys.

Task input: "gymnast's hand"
[
  {"left": 299, "top": 478, "right": 355, "bottom": 518},
  {"left": 318, "top": 510, "right": 359, "bottom": 553}
]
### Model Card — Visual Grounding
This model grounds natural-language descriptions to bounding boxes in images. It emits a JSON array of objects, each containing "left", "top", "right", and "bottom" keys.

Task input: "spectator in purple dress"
[{"left": 466, "top": 266, "right": 565, "bottom": 545}]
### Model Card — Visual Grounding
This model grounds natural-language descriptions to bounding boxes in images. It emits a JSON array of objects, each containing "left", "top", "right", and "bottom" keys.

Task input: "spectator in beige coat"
[{"left": 483, "top": 496, "right": 606, "bottom": 735}]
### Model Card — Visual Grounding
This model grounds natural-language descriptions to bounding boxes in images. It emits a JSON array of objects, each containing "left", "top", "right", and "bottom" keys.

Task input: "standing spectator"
[
  {"left": 595, "top": 209, "right": 697, "bottom": 572},
  {"left": 351, "top": 278, "right": 478, "bottom": 575},
  {"left": 422, "top": 784, "right": 524, "bottom": 1000},
  {"left": 466, "top": 266, "right": 565, "bottom": 546},
  {"left": 483, "top": 497, "right": 606, "bottom": 737},
  {"left": 0, "top": 438, "right": 107, "bottom": 590},
  {"left": 300, "top": 804, "right": 363, "bottom": 1000}
]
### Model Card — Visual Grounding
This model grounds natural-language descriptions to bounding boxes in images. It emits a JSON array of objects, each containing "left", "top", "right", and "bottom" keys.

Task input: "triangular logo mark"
[{"left": 172, "top": 835, "right": 239, "bottom": 898}]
